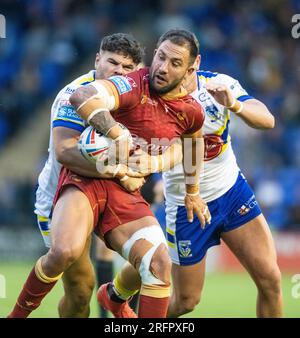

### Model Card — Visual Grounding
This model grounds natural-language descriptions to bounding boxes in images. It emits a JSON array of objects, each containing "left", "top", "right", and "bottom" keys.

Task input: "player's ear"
[
  {"left": 187, "top": 54, "right": 201, "bottom": 76},
  {"left": 137, "top": 61, "right": 145, "bottom": 70},
  {"left": 194, "top": 54, "right": 201, "bottom": 70},
  {"left": 95, "top": 52, "right": 100, "bottom": 69}
]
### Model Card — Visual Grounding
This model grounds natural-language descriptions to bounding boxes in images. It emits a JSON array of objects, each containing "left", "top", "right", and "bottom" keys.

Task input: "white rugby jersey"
[
  {"left": 163, "top": 70, "right": 254, "bottom": 205},
  {"left": 34, "top": 71, "right": 95, "bottom": 217}
]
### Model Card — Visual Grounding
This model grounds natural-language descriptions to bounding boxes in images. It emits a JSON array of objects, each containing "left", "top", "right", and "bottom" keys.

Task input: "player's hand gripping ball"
[{"left": 78, "top": 124, "right": 132, "bottom": 164}]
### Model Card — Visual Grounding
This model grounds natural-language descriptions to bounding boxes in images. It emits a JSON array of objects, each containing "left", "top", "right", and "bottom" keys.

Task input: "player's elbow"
[
  {"left": 261, "top": 114, "right": 275, "bottom": 130},
  {"left": 55, "top": 144, "right": 73, "bottom": 166},
  {"left": 268, "top": 115, "right": 275, "bottom": 129},
  {"left": 70, "top": 85, "right": 97, "bottom": 110},
  {"left": 258, "top": 103, "right": 275, "bottom": 129}
]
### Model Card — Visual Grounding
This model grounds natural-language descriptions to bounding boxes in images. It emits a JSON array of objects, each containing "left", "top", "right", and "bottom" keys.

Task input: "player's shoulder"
[
  {"left": 108, "top": 67, "right": 149, "bottom": 95},
  {"left": 111, "top": 67, "right": 148, "bottom": 85},
  {"left": 54, "top": 70, "right": 96, "bottom": 102},
  {"left": 197, "top": 70, "right": 236, "bottom": 86}
]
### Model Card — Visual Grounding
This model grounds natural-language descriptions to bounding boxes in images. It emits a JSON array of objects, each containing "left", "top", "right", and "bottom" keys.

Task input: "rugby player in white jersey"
[
  {"left": 32, "top": 33, "right": 145, "bottom": 318},
  {"left": 101, "top": 59, "right": 282, "bottom": 318}
]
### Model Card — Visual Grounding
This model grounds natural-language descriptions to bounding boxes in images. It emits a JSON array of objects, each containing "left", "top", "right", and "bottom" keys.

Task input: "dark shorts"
[{"left": 53, "top": 168, "right": 154, "bottom": 237}]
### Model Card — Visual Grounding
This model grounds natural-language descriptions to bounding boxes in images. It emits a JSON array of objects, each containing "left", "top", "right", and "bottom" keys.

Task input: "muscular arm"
[
  {"left": 69, "top": 81, "right": 124, "bottom": 139},
  {"left": 127, "top": 138, "right": 183, "bottom": 175},
  {"left": 53, "top": 127, "right": 102, "bottom": 178},
  {"left": 205, "top": 82, "right": 275, "bottom": 130},
  {"left": 181, "top": 129, "right": 210, "bottom": 226},
  {"left": 70, "top": 80, "right": 131, "bottom": 163},
  {"left": 53, "top": 126, "right": 144, "bottom": 193},
  {"left": 181, "top": 129, "right": 204, "bottom": 191},
  {"left": 235, "top": 98, "right": 275, "bottom": 130}
]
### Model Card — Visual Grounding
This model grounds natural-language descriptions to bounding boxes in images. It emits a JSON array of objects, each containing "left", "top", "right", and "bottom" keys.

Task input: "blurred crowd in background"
[{"left": 0, "top": 0, "right": 300, "bottom": 231}]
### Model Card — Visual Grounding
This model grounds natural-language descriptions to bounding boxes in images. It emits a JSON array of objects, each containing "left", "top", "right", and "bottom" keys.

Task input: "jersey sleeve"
[
  {"left": 52, "top": 94, "right": 86, "bottom": 133},
  {"left": 107, "top": 70, "right": 143, "bottom": 111},
  {"left": 215, "top": 73, "right": 254, "bottom": 102},
  {"left": 184, "top": 100, "right": 205, "bottom": 134}
]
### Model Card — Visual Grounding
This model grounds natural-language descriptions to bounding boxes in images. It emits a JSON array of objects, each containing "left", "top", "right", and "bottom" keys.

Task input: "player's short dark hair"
[
  {"left": 157, "top": 29, "right": 199, "bottom": 65},
  {"left": 100, "top": 33, "right": 144, "bottom": 65}
]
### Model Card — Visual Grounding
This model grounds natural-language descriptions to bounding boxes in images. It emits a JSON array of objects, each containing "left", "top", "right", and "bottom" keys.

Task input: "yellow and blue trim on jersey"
[
  {"left": 237, "top": 94, "right": 254, "bottom": 102},
  {"left": 197, "top": 70, "right": 253, "bottom": 156},
  {"left": 52, "top": 72, "right": 96, "bottom": 132},
  {"left": 214, "top": 112, "right": 231, "bottom": 154},
  {"left": 74, "top": 72, "right": 95, "bottom": 86}
]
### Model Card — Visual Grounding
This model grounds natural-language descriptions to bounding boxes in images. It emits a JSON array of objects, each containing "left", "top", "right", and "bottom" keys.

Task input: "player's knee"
[
  {"left": 68, "top": 281, "right": 94, "bottom": 309},
  {"left": 48, "top": 246, "right": 82, "bottom": 270},
  {"left": 64, "top": 273, "right": 95, "bottom": 310},
  {"left": 176, "top": 292, "right": 201, "bottom": 315},
  {"left": 150, "top": 244, "right": 172, "bottom": 284},
  {"left": 256, "top": 265, "right": 282, "bottom": 296}
]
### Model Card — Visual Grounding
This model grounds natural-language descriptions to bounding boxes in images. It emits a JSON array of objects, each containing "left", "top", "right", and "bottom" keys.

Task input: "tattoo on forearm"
[{"left": 89, "top": 110, "right": 117, "bottom": 135}]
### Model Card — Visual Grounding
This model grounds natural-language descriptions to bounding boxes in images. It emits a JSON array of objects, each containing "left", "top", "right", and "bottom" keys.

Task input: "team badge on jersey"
[
  {"left": 109, "top": 76, "right": 132, "bottom": 94},
  {"left": 177, "top": 111, "right": 187, "bottom": 121},
  {"left": 178, "top": 240, "right": 192, "bottom": 258},
  {"left": 206, "top": 104, "right": 221, "bottom": 122},
  {"left": 141, "top": 94, "right": 148, "bottom": 104}
]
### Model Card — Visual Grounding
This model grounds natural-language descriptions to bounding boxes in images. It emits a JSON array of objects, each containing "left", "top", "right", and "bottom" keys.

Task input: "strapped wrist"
[
  {"left": 186, "top": 184, "right": 199, "bottom": 195},
  {"left": 112, "top": 164, "right": 122, "bottom": 177},
  {"left": 226, "top": 99, "right": 244, "bottom": 114}
]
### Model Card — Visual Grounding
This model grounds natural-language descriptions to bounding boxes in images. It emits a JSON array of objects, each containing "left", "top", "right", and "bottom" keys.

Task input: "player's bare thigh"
[
  {"left": 50, "top": 186, "right": 94, "bottom": 253},
  {"left": 105, "top": 216, "right": 160, "bottom": 255},
  {"left": 221, "top": 214, "right": 278, "bottom": 272},
  {"left": 172, "top": 258, "right": 206, "bottom": 296}
]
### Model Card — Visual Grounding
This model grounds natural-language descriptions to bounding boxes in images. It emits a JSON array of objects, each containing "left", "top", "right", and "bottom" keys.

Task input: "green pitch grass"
[{"left": 0, "top": 261, "right": 299, "bottom": 318}]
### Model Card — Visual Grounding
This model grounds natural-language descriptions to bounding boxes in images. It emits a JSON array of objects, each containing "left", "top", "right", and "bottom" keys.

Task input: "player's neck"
[
  {"left": 161, "top": 86, "right": 187, "bottom": 100},
  {"left": 184, "top": 72, "right": 198, "bottom": 94}
]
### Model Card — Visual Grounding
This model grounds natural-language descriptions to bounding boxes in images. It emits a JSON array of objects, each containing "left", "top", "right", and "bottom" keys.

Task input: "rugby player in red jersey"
[
  {"left": 8, "top": 33, "right": 145, "bottom": 319},
  {"left": 8, "top": 29, "right": 209, "bottom": 318}
]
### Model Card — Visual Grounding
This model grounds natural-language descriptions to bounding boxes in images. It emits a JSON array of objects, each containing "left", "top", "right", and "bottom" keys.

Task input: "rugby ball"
[{"left": 78, "top": 124, "right": 131, "bottom": 163}]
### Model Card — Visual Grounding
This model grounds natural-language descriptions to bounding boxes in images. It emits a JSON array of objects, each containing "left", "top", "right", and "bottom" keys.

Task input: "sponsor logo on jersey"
[
  {"left": 64, "top": 87, "right": 75, "bottom": 94},
  {"left": 178, "top": 240, "right": 192, "bottom": 258},
  {"left": 126, "top": 76, "right": 137, "bottom": 87},
  {"left": 237, "top": 194, "right": 258, "bottom": 215},
  {"left": 57, "top": 106, "right": 83, "bottom": 122},
  {"left": 196, "top": 91, "right": 212, "bottom": 103},
  {"left": 109, "top": 76, "right": 132, "bottom": 94}
]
